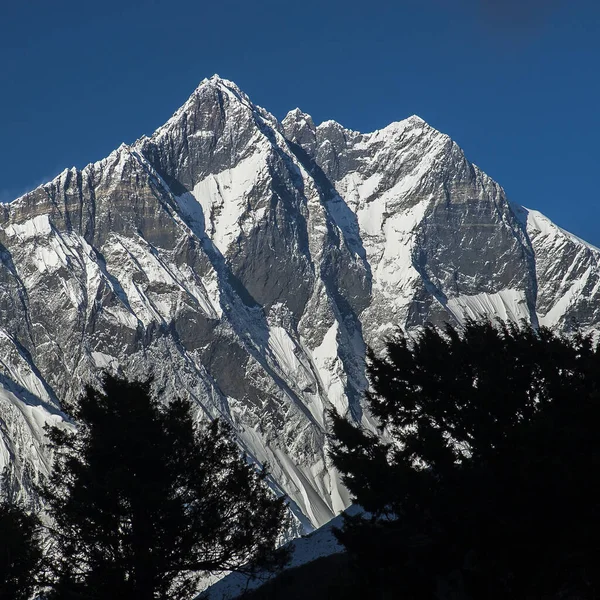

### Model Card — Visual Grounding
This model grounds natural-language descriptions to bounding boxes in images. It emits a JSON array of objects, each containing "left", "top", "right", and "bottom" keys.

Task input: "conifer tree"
[
  {"left": 0, "top": 499, "right": 43, "bottom": 600},
  {"left": 330, "top": 321, "right": 600, "bottom": 599},
  {"left": 42, "top": 375, "right": 288, "bottom": 600}
]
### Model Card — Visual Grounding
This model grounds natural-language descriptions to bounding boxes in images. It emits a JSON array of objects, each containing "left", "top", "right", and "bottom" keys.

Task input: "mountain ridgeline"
[{"left": 1, "top": 75, "right": 599, "bottom": 530}]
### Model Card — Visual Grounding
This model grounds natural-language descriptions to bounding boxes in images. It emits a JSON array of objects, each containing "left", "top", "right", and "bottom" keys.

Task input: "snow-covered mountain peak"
[
  {"left": 142, "top": 75, "right": 281, "bottom": 156},
  {"left": 316, "top": 118, "right": 358, "bottom": 137},
  {"left": 3, "top": 75, "right": 600, "bottom": 534},
  {"left": 195, "top": 74, "right": 254, "bottom": 107},
  {"left": 202, "top": 73, "right": 239, "bottom": 87},
  {"left": 284, "top": 107, "right": 312, "bottom": 120},
  {"left": 282, "top": 108, "right": 315, "bottom": 131},
  {"left": 360, "top": 114, "right": 443, "bottom": 147}
]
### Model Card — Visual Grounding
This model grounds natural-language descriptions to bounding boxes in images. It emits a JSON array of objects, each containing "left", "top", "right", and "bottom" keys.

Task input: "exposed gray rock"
[{"left": 1, "top": 75, "right": 598, "bottom": 531}]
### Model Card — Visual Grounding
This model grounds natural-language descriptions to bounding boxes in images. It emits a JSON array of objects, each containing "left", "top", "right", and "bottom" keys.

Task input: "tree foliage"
[
  {"left": 42, "top": 374, "right": 288, "bottom": 600},
  {"left": 0, "top": 499, "right": 43, "bottom": 600},
  {"left": 330, "top": 321, "right": 600, "bottom": 599}
]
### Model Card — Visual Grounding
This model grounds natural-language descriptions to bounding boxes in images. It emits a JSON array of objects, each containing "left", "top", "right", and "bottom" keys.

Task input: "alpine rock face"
[{"left": 1, "top": 75, "right": 599, "bottom": 529}]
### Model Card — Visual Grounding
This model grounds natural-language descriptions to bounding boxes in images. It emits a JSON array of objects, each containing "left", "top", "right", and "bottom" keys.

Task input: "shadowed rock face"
[{"left": 1, "top": 75, "right": 598, "bottom": 530}]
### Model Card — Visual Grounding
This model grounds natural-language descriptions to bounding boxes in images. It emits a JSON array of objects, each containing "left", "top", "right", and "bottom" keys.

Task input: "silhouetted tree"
[
  {"left": 42, "top": 375, "right": 288, "bottom": 600},
  {"left": 330, "top": 321, "right": 600, "bottom": 599},
  {"left": 0, "top": 499, "right": 43, "bottom": 600}
]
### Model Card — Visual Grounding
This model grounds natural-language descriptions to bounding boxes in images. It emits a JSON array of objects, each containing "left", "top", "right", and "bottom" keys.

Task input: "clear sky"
[{"left": 1, "top": 0, "right": 599, "bottom": 243}]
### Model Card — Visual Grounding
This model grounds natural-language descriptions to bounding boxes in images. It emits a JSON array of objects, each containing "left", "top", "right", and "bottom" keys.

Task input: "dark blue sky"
[{"left": 1, "top": 0, "right": 599, "bottom": 242}]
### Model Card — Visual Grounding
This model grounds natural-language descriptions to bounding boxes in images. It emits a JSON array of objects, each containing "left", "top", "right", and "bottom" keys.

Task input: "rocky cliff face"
[{"left": 1, "top": 76, "right": 597, "bottom": 530}]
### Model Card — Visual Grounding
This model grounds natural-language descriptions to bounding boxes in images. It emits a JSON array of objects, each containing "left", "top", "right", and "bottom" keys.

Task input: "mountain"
[{"left": 1, "top": 75, "right": 599, "bottom": 530}]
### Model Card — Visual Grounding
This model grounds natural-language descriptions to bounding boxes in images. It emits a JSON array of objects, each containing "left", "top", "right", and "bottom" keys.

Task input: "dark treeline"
[
  {"left": 0, "top": 375, "right": 288, "bottom": 600},
  {"left": 2, "top": 321, "right": 600, "bottom": 599},
  {"left": 242, "top": 321, "right": 600, "bottom": 600},
  {"left": 0, "top": 498, "right": 43, "bottom": 600},
  {"left": 328, "top": 321, "right": 600, "bottom": 599}
]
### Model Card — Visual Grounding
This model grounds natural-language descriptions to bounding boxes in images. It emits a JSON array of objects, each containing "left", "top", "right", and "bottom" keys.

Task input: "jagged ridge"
[{"left": 1, "top": 75, "right": 599, "bottom": 531}]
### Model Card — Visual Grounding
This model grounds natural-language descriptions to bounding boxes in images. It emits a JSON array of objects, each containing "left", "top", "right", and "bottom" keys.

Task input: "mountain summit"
[{"left": 1, "top": 78, "right": 599, "bottom": 529}]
